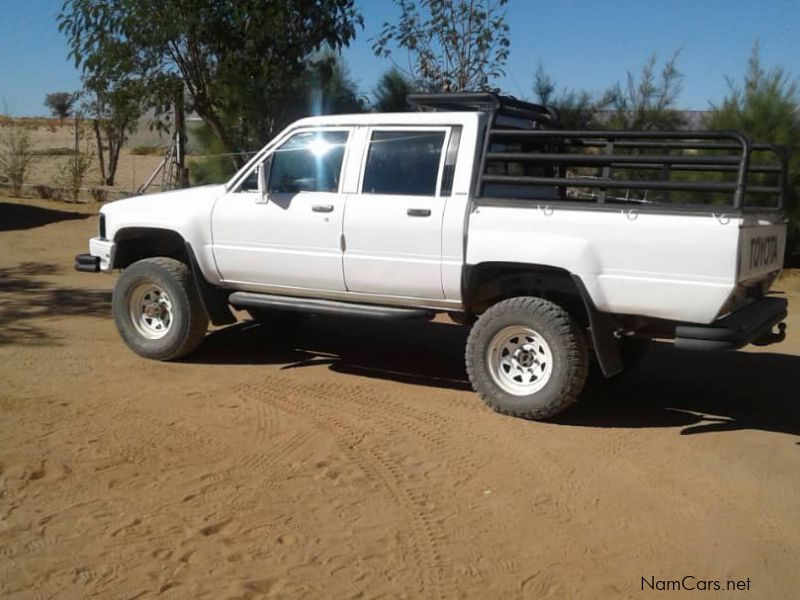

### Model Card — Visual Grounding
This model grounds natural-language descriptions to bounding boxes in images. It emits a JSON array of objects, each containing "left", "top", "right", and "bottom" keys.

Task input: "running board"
[{"left": 229, "top": 291, "right": 436, "bottom": 321}]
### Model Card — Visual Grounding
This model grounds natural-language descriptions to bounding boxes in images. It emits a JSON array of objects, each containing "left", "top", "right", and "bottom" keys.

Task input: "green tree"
[
  {"left": 373, "top": 68, "right": 416, "bottom": 112},
  {"left": 59, "top": 0, "right": 362, "bottom": 164},
  {"left": 190, "top": 53, "right": 364, "bottom": 185},
  {"left": 83, "top": 79, "right": 144, "bottom": 186},
  {"left": 294, "top": 53, "right": 366, "bottom": 117},
  {"left": 532, "top": 64, "right": 596, "bottom": 129},
  {"left": 188, "top": 121, "right": 237, "bottom": 186},
  {"left": 601, "top": 53, "right": 685, "bottom": 130},
  {"left": 372, "top": 0, "right": 510, "bottom": 92},
  {"left": 706, "top": 44, "right": 800, "bottom": 261},
  {"left": 44, "top": 92, "right": 78, "bottom": 124}
]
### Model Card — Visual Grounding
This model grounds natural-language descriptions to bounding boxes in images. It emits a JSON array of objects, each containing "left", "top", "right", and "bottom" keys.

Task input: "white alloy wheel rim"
[
  {"left": 129, "top": 283, "right": 173, "bottom": 339},
  {"left": 487, "top": 326, "right": 554, "bottom": 395}
]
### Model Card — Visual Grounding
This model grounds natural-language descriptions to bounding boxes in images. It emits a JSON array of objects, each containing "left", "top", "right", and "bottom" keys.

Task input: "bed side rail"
[{"left": 476, "top": 129, "right": 787, "bottom": 211}]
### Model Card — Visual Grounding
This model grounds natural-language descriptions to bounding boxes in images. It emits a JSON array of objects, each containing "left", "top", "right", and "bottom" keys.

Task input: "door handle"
[
  {"left": 407, "top": 208, "right": 431, "bottom": 217},
  {"left": 312, "top": 204, "right": 334, "bottom": 213}
]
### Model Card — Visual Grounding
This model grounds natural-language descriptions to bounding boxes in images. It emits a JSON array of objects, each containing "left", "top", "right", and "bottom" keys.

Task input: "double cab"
[{"left": 76, "top": 93, "right": 789, "bottom": 420}]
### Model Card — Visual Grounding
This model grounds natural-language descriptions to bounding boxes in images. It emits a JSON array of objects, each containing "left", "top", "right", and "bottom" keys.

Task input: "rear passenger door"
[{"left": 342, "top": 127, "right": 453, "bottom": 299}]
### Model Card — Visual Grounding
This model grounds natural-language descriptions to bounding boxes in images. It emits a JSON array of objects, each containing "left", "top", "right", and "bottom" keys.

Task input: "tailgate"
[{"left": 737, "top": 221, "right": 786, "bottom": 282}]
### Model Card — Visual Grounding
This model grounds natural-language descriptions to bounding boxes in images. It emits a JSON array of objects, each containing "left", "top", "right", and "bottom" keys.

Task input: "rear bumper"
[{"left": 674, "top": 297, "right": 788, "bottom": 350}]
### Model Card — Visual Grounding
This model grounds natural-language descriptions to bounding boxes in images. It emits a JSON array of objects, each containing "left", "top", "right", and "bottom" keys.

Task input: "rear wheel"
[
  {"left": 466, "top": 296, "right": 588, "bottom": 420},
  {"left": 112, "top": 257, "right": 208, "bottom": 360}
]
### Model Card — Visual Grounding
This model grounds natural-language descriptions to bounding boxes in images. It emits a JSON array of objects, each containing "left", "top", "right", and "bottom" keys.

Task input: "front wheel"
[
  {"left": 112, "top": 257, "right": 208, "bottom": 360},
  {"left": 465, "top": 297, "right": 588, "bottom": 420}
]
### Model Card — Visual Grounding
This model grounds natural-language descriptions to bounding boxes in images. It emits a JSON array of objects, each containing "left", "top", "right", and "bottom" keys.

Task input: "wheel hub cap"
[
  {"left": 144, "top": 302, "right": 166, "bottom": 319},
  {"left": 129, "top": 283, "right": 173, "bottom": 340},
  {"left": 487, "top": 326, "right": 554, "bottom": 396},
  {"left": 516, "top": 349, "right": 536, "bottom": 368}
]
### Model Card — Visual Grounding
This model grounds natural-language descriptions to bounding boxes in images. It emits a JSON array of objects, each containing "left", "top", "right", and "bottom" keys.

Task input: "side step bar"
[{"left": 229, "top": 291, "right": 436, "bottom": 321}]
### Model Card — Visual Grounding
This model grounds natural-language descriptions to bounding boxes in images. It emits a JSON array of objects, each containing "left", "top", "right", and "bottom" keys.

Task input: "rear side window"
[
  {"left": 362, "top": 130, "right": 446, "bottom": 196},
  {"left": 269, "top": 130, "right": 348, "bottom": 194}
]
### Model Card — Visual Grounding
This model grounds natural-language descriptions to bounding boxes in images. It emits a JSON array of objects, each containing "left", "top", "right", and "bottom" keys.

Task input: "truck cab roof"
[
  {"left": 289, "top": 111, "right": 482, "bottom": 129},
  {"left": 291, "top": 92, "right": 559, "bottom": 130}
]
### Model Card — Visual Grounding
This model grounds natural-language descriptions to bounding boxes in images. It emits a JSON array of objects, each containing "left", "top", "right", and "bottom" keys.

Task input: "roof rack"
[{"left": 407, "top": 92, "right": 559, "bottom": 130}]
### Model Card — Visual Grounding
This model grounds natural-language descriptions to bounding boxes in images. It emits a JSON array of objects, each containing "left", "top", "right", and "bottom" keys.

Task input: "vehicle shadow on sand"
[
  {"left": 0, "top": 201, "right": 91, "bottom": 232},
  {"left": 195, "top": 316, "right": 474, "bottom": 390},
  {"left": 191, "top": 315, "right": 800, "bottom": 441},
  {"left": 559, "top": 344, "right": 800, "bottom": 441},
  {"left": 0, "top": 262, "right": 111, "bottom": 346}
]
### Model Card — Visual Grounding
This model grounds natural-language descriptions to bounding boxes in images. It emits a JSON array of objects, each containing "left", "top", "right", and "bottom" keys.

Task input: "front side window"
[
  {"left": 362, "top": 130, "right": 446, "bottom": 196},
  {"left": 269, "top": 130, "right": 348, "bottom": 194},
  {"left": 238, "top": 168, "right": 259, "bottom": 192}
]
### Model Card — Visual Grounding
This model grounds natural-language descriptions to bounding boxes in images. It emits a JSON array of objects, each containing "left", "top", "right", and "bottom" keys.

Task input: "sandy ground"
[{"left": 1, "top": 197, "right": 799, "bottom": 599}]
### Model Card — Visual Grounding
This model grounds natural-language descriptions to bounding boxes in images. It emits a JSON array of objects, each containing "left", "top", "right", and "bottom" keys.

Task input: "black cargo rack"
[
  {"left": 407, "top": 92, "right": 559, "bottom": 130},
  {"left": 409, "top": 92, "right": 787, "bottom": 211},
  {"left": 478, "top": 129, "right": 787, "bottom": 211}
]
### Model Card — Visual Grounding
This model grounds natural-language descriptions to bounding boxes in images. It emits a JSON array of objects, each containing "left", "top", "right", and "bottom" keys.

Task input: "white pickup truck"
[{"left": 75, "top": 93, "right": 789, "bottom": 420}]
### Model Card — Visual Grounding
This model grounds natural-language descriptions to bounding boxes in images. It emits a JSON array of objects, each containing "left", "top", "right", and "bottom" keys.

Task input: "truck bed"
[{"left": 467, "top": 202, "right": 785, "bottom": 324}]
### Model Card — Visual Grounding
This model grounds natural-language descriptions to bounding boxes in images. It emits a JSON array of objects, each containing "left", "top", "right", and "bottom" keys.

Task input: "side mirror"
[{"left": 256, "top": 158, "right": 270, "bottom": 204}]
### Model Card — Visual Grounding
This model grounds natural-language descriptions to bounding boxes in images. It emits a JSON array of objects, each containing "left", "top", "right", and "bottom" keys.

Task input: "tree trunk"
[
  {"left": 93, "top": 120, "right": 106, "bottom": 185},
  {"left": 174, "top": 87, "right": 189, "bottom": 188},
  {"left": 107, "top": 132, "right": 121, "bottom": 186},
  {"left": 103, "top": 118, "right": 128, "bottom": 187}
]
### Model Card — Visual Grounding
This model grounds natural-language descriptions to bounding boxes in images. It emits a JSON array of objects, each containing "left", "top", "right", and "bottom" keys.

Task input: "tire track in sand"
[{"left": 234, "top": 376, "right": 456, "bottom": 600}]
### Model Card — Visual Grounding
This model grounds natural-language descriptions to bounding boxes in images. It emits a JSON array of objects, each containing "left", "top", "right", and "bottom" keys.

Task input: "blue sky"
[{"left": 1, "top": 0, "right": 798, "bottom": 116}]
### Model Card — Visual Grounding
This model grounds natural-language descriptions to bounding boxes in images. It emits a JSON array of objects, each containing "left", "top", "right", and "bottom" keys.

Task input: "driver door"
[{"left": 212, "top": 128, "right": 351, "bottom": 292}]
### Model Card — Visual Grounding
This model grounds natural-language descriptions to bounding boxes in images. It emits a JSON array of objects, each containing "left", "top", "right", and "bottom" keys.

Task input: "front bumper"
[
  {"left": 674, "top": 296, "right": 788, "bottom": 351},
  {"left": 74, "top": 238, "right": 116, "bottom": 273},
  {"left": 74, "top": 253, "right": 100, "bottom": 272}
]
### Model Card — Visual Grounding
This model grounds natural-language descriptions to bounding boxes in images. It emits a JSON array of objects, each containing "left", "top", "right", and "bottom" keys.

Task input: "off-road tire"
[
  {"left": 465, "top": 296, "right": 589, "bottom": 420},
  {"left": 112, "top": 257, "right": 208, "bottom": 360}
]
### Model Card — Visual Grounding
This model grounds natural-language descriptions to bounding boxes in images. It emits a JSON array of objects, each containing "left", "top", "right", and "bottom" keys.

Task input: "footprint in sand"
[
  {"left": 241, "top": 578, "right": 287, "bottom": 594},
  {"left": 277, "top": 533, "right": 299, "bottom": 546},
  {"left": 199, "top": 518, "right": 233, "bottom": 537}
]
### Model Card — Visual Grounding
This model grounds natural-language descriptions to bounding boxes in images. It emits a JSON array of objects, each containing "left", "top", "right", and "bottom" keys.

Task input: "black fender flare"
[{"left": 570, "top": 275, "right": 623, "bottom": 377}]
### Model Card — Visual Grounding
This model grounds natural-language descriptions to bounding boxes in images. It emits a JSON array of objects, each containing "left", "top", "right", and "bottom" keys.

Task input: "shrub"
[
  {"left": 189, "top": 155, "right": 237, "bottom": 185},
  {"left": 34, "top": 184, "right": 54, "bottom": 199},
  {"left": 0, "top": 125, "right": 36, "bottom": 196},
  {"left": 60, "top": 151, "right": 93, "bottom": 202},
  {"left": 130, "top": 144, "right": 165, "bottom": 156},
  {"left": 89, "top": 187, "right": 109, "bottom": 203},
  {"left": 34, "top": 147, "right": 74, "bottom": 156}
]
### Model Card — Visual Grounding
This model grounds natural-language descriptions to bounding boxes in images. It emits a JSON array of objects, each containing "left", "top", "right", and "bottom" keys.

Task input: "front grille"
[{"left": 99, "top": 213, "right": 106, "bottom": 239}]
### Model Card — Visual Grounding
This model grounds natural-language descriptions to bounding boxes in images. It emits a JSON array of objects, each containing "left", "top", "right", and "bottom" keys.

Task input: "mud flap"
[
  {"left": 184, "top": 243, "right": 236, "bottom": 326},
  {"left": 571, "top": 275, "right": 623, "bottom": 377}
]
